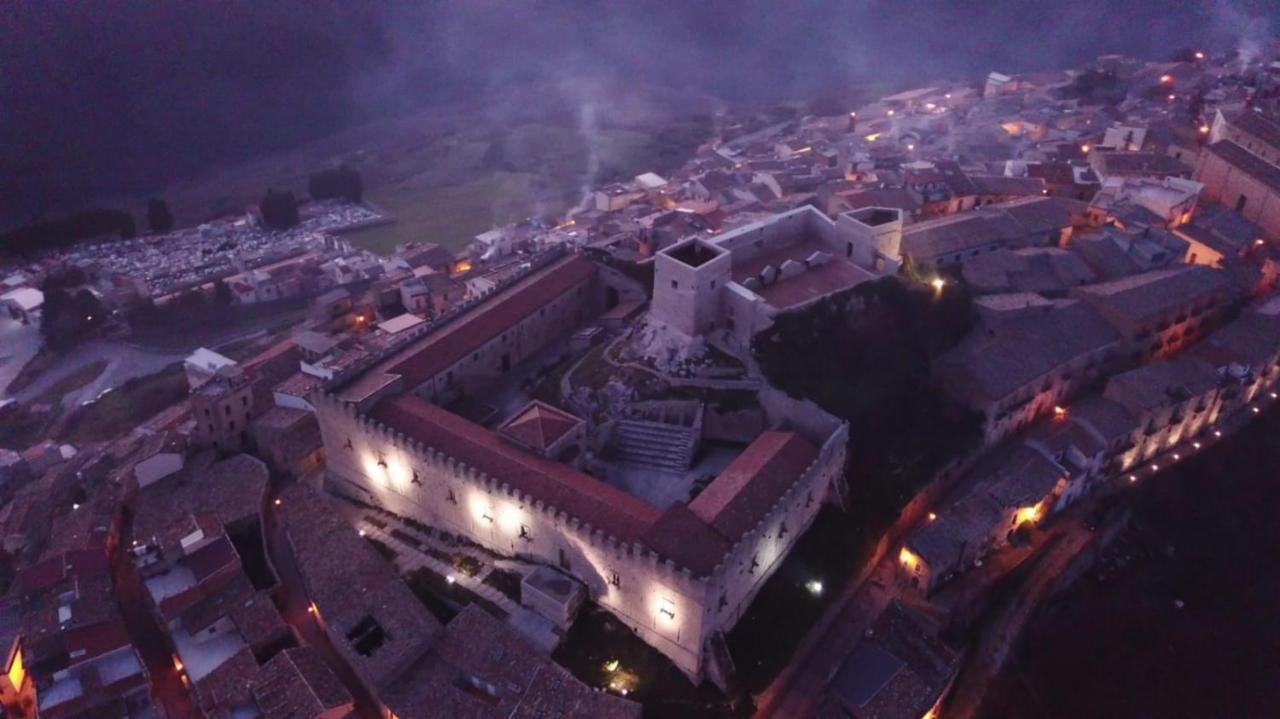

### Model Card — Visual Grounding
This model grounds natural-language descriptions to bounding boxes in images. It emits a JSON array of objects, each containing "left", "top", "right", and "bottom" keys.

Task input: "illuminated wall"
[{"left": 314, "top": 392, "right": 847, "bottom": 684}]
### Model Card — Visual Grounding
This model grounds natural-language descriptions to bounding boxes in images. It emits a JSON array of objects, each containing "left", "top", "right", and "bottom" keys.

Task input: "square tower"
[{"left": 653, "top": 238, "right": 732, "bottom": 337}]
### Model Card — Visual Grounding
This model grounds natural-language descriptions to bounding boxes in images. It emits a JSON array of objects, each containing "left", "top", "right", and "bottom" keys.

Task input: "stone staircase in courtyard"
[{"left": 610, "top": 418, "right": 697, "bottom": 471}]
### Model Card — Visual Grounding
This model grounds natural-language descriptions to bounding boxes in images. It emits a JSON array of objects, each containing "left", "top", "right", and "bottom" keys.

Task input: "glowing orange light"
[
  {"left": 1160, "top": 74, "right": 1173, "bottom": 85},
  {"left": 1080, "top": 144, "right": 1091, "bottom": 153},
  {"left": 928, "top": 512, "right": 937, "bottom": 522},
  {"left": 1199, "top": 125, "right": 1210, "bottom": 134},
  {"left": 1167, "top": 94, "right": 1176, "bottom": 101},
  {"left": 1053, "top": 405, "right": 1068, "bottom": 419},
  {"left": 1194, "top": 51, "right": 1205, "bottom": 60}
]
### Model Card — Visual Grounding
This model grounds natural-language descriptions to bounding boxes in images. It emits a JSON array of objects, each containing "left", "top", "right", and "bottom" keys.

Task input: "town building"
[
  {"left": 933, "top": 300, "right": 1121, "bottom": 446},
  {"left": 1070, "top": 265, "right": 1236, "bottom": 363},
  {"left": 278, "top": 482, "right": 641, "bottom": 718},
  {"left": 900, "top": 196, "right": 1085, "bottom": 271},
  {"left": 1195, "top": 112, "right": 1280, "bottom": 240},
  {"left": 190, "top": 368, "right": 257, "bottom": 452}
]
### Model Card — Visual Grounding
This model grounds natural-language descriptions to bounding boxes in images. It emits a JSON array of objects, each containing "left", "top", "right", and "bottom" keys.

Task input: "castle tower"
[
  {"left": 653, "top": 238, "right": 732, "bottom": 338},
  {"left": 836, "top": 207, "right": 904, "bottom": 273}
]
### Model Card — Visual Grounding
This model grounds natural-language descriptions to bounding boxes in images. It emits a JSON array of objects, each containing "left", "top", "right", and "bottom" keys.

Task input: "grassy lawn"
[
  {"left": 349, "top": 171, "right": 550, "bottom": 254},
  {"left": 31, "top": 359, "right": 108, "bottom": 406},
  {"left": 58, "top": 363, "right": 188, "bottom": 442}
]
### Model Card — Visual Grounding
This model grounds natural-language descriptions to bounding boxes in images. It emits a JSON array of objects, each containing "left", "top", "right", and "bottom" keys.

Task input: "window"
[
  {"left": 225, "top": 405, "right": 231, "bottom": 416},
  {"left": 659, "top": 598, "right": 676, "bottom": 620},
  {"left": 1236, "top": 195, "right": 1248, "bottom": 212},
  {"left": 558, "top": 548, "right": 570, "bottom": 571},
  {"left": 241, "top": 396, "right": 248, "bottom": 407},
  {"left": 748, "top": 555, "right": 759, "bottom": 574},
  {"left": 778, "top": 521, "right": 789, "bottom": 539},
  {"left": 609, "top": 572, "right": 620, "bottom": 588},
  {"left": 518, "top": 525, "right": 532, "bottom": 541},
  {"left": 671, "top": 280, "right": 679, "bottom": 289},
  {"left": 411, "top": 470, "right": 422, "bottom": 486},
  {"left": 344, "top": 437, "right": 353, "bottom": 450},
  {"left": 446, "top": 488, "right": 457, "bottom": 504}
]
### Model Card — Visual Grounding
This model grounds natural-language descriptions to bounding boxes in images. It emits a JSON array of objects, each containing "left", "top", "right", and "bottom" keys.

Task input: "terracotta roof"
[
  {"left": 252, "top": 647, "right": 353, "bottom": 719},
  {"left": 381, "top": 605, "right": 641, "bottom": 719},
  {"left": 640, "top": 504, "right": 733, "bottom": 577},
  {"left": 497, "top": 400, "right": 582, "bottom": 452},
  {"left": 688, "top": 432, "right": 820, "bottom": 540},
  {"left": 345, "top": 254, "right": 596, "bottom": 400},
  {"left": 371, "top": 395, "right": 659, "bottom": 541}
]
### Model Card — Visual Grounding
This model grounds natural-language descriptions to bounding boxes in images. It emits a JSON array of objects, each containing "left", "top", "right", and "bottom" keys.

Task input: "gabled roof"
[
  {"left": 688, "top": 431, "right": 819, "bottom": 539},
  {"left": 497, "top": 401, "right": 582, "bottom": 452}
]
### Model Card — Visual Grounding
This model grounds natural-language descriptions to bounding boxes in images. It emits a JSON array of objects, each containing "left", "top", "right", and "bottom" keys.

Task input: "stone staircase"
[{"left": 610, "top": 419, "right": 697, "bottom": 471}]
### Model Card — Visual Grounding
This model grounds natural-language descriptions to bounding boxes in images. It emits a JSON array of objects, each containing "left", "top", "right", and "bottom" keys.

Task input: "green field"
[{"left": 123, "top": 108, "right": 711, "bottom": 257}]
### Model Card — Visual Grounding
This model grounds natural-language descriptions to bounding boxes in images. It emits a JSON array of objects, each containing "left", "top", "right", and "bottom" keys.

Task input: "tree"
[
  {"left": 212, "top": 278, "right": 233, "bottom": 306},
  {"left": 39, "top": 288, "right": 108, "bottom": 351},
  {"left": 307, "top": 165, "right": 363, "bottom": 202},
  {"left": 259, "top": 189, "right": 300, "bottom": 230},
  {"left": 147, "top": 198, "right": 175, "bottom": 234}
]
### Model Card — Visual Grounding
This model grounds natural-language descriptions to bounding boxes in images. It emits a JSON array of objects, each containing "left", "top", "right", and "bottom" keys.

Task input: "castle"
[
  {"left": 313, "top": 249, "right": 850, "bottom": 686},
  {"left": 651, "top": 204, "right": 904, "bottom": 349}
]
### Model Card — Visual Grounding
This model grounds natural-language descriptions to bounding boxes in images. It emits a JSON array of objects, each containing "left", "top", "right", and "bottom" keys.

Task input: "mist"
[{"left": 2, "top": 0, "right": 1276, "bottom": 221}]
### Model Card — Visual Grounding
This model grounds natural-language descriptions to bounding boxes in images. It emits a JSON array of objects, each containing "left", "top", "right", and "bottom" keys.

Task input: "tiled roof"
[
  {"left": 496, "top": 401, "right": 582, "bottom": 452},
  {"left": 371, "top": 395, "right": 659, "bottom": 541},
  {"left": 1230, "top": 110, "right": 1280, "bottom": 151},
  {"left": 689, "top": 432, "right": 819, "bottom": 540},
  {"left": 252, "top": 647, "right": 353, "bottom": 719},
  {"left": 381, "top": 605, "right": 641, "bottom": 719},
  {"left": 345, "top": 254, "right": 595, "bottom": 400},
  {"left": 935, "top": 300, "right": 1120, "bottom": 407},
  {"left": 1071, "top": 265, "right": 1231, "bottom": 328}
]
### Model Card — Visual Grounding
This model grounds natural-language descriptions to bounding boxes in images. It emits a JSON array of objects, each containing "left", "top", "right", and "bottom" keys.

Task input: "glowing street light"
[
  {"left": 446, "top": 574, "right": 457, "bottom": 585},
  {"left": 805, "top": 579, "right": 824, "bottom": 596},
  {"left": 1193, "top": 442, "right": 1201, "bottom": 450},
  {"left": 928, "top": 512, "right": 937, "bottom": 522},
  {"left": 1129, "top": 475, "right": 1138, "bottom": 483},
  {"left": 1214, "top": 430, "right": 1222, "bottom": 438},
  {"left": 1172, "top": 453, "right": 1181, "bottom": 461},
  {"left": 1194, "top": 51, "right": 1205, "bottom": 60},
  {"left": 930, "top": 277, "right": 946, "bottom": 294},
  {"left": 1160, "top": 74, "right": 1174, "bottom": 85}
]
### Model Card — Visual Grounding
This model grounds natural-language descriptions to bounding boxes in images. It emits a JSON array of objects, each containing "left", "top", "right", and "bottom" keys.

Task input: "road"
[
  {"left": 10, "top": 339, "right": 183, "bottom": 406},
  {"left": 0, "top": 316, "right": 41, "bottom": 397},
  {"left": 261, "top": 475, "right": 385, "bottom": 719},
  {"left": 752, "top": 547, "right": 898, "bottom": 718},
  {"left": 111, "top": 507, "right": 201, "bottom": 719}
]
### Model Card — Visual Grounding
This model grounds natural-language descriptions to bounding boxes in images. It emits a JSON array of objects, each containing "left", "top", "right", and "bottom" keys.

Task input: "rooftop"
[
  {"left": 1203, "top": 140, "right": 1280, "bottom": 192},
  {"left": 341, "top": 254, "right": 596, "bottom": 402},
  {"left": 1071, "top": 265, "right": 1231, "bottom": 327},
  {"left": 371, "top": 395, "right": 659, "bottom": 542},
  {"left": 496, "top": 400, "right": 582, "bottom": 453},
  {"left": 252, "top": 647, "right": 353, "bottom": 719},
  {"left": 381, "top": 605, "right": 641, "bottom": 719},
  {"left": 935, "top": 300, "right": 1120, "bottom": 407}
]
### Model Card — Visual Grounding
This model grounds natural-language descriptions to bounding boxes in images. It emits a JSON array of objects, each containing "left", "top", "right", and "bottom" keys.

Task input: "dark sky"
[{"left": 1, "top": 0, "right": 1275, "bottom": 220}]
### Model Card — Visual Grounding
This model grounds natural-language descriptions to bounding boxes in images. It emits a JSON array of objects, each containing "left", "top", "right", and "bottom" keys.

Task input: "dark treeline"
[
  {"left": 308, "top": 165, "right": 363, "bottom": 203},
  {"left": 0, "top": 209, "right": 136, "bottom": 258}
]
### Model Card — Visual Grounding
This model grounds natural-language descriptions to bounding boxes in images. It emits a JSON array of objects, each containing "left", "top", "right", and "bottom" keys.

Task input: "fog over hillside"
[{"left": 2, "top": 0, "right": 1275, "bottom": 219}]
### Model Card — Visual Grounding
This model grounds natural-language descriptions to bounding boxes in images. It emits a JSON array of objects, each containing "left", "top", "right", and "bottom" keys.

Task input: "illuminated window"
[{"left": 659, "top": 598, "right": 676, "bottom": 620}]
